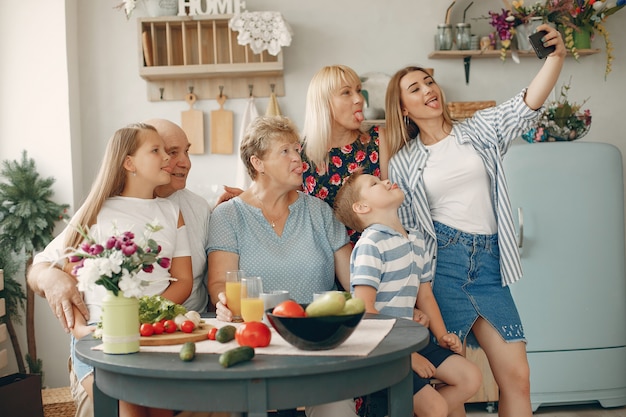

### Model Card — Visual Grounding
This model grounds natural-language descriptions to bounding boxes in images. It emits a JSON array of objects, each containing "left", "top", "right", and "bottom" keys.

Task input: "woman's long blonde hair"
[
  {"left": 63, "top": 123, "right": 156, "bottom": 251},
  {"left": 385, "top": 66, "right": 454, "bottom": 157},
  {"left": 302, "top": 64, "right": 362, "bottom": 175}
]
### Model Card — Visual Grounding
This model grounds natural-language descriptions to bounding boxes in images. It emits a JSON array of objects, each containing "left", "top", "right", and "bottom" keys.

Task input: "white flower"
[
  {"left": 593, "top": 1, "right": 608, "bottom": 11},
  {"left": 118, "top": 269, "right": 145, "bottom": 298},
  {"left": 124, "top": 0, "right": 136, "bottom": 17},
  {"left": 97, "top": 251, "right": 123, "bottom": 277},
  {"left": 76, "top": 259, "right": 101, "bottom": 292}
]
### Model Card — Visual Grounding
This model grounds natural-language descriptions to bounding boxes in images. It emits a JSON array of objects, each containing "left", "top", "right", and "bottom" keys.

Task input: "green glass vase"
[
  {"left": 573, "top": 28, "right": 592, "bottom": 50},
  {"left": 101, "top": 290, "right": 140, "bottom": 354}
]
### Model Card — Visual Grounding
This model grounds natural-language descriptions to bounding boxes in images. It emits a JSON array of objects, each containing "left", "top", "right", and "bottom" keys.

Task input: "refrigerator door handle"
[{"left": 517, "top": 207, "right": 524, "bottom": 249}]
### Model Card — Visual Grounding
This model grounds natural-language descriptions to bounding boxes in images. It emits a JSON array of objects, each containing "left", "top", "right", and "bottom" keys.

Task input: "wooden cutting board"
[
  {"left": 181, "top": 92, "right": 204, "bottom": 155},
  {"left": 210, "top": 94, "right": 233, "bottom": 154},
  {"left": 140, "top": 323, "right": 214, "bottom": 346}
]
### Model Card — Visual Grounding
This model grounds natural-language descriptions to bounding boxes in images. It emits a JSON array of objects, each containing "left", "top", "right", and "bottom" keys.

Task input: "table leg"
[
  {"left": 388, "top": 368, "right": 412, "bottom": 416},
  {"left": 93, "top": 370, "right": 119, "bottom": 417},
  {"left": 246, "top": 378, "right": 268, "bottom": 417}
]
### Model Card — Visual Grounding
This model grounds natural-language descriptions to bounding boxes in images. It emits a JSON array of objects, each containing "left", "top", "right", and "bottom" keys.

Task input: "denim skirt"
[
  {"left": 432, "top": 222, "right": 525, "bottom": 348},
  {"left": 70, "top": 328, "right": 95, "bottom": 383}
]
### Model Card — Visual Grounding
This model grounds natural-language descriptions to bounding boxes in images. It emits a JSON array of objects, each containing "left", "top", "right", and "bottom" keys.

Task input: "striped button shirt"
[
  {"left": 350, "top": 224, "right": 432, "bottom": 319},
  {"left": 388, "top": 90, "right": 540, "bottom": 286}
]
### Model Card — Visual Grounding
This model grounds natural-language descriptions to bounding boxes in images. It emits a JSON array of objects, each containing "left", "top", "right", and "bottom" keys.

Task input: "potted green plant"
[
  {"left": 0, "top": 150, "right": 69, "bottom": 377},
  {"left": 522, "top": 78, "right": 592, "bottom": 142}
]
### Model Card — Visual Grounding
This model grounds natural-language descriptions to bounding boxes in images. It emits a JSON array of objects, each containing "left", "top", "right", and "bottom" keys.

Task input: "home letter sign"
[{"left": 178, "top": 0, "right": 246, "bottom": 16}]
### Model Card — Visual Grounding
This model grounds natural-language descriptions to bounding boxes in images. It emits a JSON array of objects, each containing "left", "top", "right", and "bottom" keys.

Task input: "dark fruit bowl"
[{"left": 265, "top": 304, "right": 364, "bottom": 351}]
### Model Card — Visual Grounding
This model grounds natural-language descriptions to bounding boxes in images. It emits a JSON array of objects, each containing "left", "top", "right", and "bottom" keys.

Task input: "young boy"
[{"left": 334, "top": 170, "right": 481, "bottom": 417}]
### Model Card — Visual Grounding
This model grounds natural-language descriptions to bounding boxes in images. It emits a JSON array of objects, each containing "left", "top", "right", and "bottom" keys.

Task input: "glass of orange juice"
[
  {"left": 225, "top": 270, "right": 245, "bottom": 322},
  {"left": 241, "top": 276, "right": 264, "bottom": 322}
]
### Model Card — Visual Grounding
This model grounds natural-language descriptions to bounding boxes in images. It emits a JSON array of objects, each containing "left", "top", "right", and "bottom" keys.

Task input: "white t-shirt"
[
  {"left": 167, "top": 189, "right": 211, "bottom": 312},
  {"left": 423, "top": 135, "right": 497, "bottom": 234},
  {"left": 35, "top": 196, "right": 191, "bottom": 321}
]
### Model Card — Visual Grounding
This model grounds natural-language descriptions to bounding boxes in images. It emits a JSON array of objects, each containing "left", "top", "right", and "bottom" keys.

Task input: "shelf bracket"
[{"left": 463, "top": 56, "right": 471, "bottom": 85}]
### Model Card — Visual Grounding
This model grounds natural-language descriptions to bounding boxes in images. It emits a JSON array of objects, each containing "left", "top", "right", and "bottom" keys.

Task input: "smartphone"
[{"left": 529, "top": 30, "right": 556, "bottom": 59}]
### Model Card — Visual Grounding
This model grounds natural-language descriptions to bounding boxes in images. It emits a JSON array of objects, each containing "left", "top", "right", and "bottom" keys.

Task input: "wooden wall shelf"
[
  {"left": 429, "top": 49, "right": 600, "bottom": 59},
  {"left": 138, "top": 15, "right": 285, "bottom": 101}
]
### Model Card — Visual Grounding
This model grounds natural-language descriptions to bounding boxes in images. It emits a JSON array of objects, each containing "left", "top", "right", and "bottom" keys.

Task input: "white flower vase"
[
  {"left": 144, "top": 0, "right": 178, "bottom": 17},
  {"left": 515, "top": 17, "right": 544, "bottom": 51},
  {"left": 101, "top": 290, "right": 140, "bottom": 354}
]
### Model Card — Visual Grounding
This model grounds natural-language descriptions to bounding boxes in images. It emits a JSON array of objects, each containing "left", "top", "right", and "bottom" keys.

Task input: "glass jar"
[
  {"left": 437, "top": 24, "right": 453, "bottom": 51},
  {"left": 455, "top": 23, "right": 471, "bottom": 50}
]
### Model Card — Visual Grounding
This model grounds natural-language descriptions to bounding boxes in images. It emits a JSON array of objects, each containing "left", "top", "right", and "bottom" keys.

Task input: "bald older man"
[{"left": 28, "top": 119, "right": 216, "bottom": 417}]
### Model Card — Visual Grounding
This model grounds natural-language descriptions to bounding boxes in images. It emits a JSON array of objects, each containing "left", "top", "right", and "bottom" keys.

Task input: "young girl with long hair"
[{"left": 50, "top": 123, "right": 192, "bottom": 417}]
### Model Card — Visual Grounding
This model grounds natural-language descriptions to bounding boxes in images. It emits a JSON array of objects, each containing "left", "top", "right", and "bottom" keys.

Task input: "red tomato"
[
  {"left": 152, "top": 321, "right": 165, "bottom": 335},
  {"left": 207, "top": 327, "right": 218, "bottom": 340},
  {"left": 140, "top": 323, "right": 154, "bottom": 337},
  {"left": 272, "top": 300, "right": 306, "bottom": 317},
  {"left": 180, "top": 320, "right": 195, "bottom": 333},
  {"left": 235, "top": 321, "right": 271, "bottom": 348},
  {"left": 163, "top": 319, "right": 177, "bottom": 333}
]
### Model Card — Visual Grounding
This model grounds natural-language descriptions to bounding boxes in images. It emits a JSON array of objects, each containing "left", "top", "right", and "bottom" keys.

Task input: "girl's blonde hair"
[
  {"left": 302, "top": 65, "right": 362, "bottom": 175},
  {"left": 385, "top": 66, "right": 454, "bottom": 157},
  {"left": 63, "top": 123, "right": 156, "bottom": 251},
  {"left": 240, "top": 115, "right": 300, "bottom": 181}
]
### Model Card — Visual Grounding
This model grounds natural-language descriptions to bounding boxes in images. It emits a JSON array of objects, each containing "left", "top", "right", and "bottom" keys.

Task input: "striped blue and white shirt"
[
  {"left": 388, "top": 89, "right": 540, "bottom": 286},
  {"left": 350, "top": 224, "right": 432, "bottom": 319}
]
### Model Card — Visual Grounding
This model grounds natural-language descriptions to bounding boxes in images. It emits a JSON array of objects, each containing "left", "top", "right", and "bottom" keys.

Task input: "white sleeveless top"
[{"left": 422, "top": 135, "right": 497, "bottom": 234}]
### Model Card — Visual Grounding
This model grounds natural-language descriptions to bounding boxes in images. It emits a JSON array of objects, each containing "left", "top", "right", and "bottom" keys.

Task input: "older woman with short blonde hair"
[{"left": 208, "top": 115, "right": 356, "bottom": 417}]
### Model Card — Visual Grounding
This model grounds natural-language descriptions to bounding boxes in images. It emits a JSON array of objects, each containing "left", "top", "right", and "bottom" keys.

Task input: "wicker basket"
[
  {"left": 41, "top": 387, "right": 76, "bottom": 417},
  {"left": 447, "top": 100, "right": 496, "bottom": 120}
]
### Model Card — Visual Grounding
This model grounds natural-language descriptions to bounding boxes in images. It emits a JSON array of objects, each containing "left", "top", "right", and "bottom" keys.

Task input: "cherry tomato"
[
  {"left": 163, "top": 319, "right": 177, "bottom": 333},
  {"left": 152, "top": 321, "right": 165, "bottom": 335},
  {"left": 140, "top": 323, "right": 154, "bottom": 337},
  {"left": 272, "top": 300, "right": 306, "bottom": 318},
  {"left": 208, "top": 327, "right": 218, "bottom": 340},
  {"left": 181, "top": 320, "right": 195, "bottom": 333},
  {"left": 235, "top": 321, "right": 271, "bottom": 348}
]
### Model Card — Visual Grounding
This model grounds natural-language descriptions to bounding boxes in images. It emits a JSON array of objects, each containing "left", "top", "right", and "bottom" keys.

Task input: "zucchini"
[
  {"left": 215, "top": 325, "right": 237, "bottom": 343},
  {"left": 219, "top": 346, "right": 255, "bottom": 368},
  {"left": 179, "top": 341, "right": 196, "bottom": 362}
]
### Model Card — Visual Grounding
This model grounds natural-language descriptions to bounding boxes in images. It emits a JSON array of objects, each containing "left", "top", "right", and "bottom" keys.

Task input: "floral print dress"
[{"left": 302, "top": 125, "right": 381, "bottom": 245}]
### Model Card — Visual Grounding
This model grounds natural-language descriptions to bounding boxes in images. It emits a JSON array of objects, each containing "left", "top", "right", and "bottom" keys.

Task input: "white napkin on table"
[{"left": 95, "top": 318, "right": 396, "bottom": 357}]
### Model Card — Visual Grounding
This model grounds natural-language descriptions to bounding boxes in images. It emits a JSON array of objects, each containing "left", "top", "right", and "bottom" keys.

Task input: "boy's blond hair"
[{"left": 333, "top": 168, "right": 366, "bottom": 233}]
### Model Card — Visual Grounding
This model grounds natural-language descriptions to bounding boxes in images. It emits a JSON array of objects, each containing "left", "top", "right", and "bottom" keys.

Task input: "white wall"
[
  {"left": 2, "top": 0, "right": 625, "bottom": 387},
  {"left": 0, "top": 0, "right": 76, "bottom": 388}
]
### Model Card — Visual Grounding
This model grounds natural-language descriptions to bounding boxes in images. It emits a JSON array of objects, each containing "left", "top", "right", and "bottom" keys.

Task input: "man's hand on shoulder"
[
  {"left": 215, "top": 185, "right": 244, "bottom": 207},
  {"left": 28, "top": 263, "right": 89, "bottom": 333}
]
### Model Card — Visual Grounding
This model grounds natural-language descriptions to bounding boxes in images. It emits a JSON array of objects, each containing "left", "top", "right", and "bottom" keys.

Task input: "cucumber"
[
  {"left": 219, "top": 346, "right": 255, "bottom": 368},
  {"left": 179, "top": 341, "right": 196, "bottom": 362},
  {"left": 215, "top": 325, "right": 237, "bottom": 343}
]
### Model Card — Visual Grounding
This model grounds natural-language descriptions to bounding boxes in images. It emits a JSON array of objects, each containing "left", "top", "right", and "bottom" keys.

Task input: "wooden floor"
[{"left": 466, "top": 402, "right": 626, "bottom": 417}]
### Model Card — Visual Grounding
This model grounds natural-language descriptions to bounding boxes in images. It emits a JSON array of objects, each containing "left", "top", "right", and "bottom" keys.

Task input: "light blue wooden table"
[{"left": 77, "top": 315, "right": 428, "bottom": 417}]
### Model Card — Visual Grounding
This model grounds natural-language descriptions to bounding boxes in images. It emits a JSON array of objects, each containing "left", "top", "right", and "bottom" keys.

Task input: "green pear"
[
  {"left": 340, "top": 298, "right": 365, "bottom": 315},
  {"left": 305, "top": 291, "right": 346, "bottom": 317}
]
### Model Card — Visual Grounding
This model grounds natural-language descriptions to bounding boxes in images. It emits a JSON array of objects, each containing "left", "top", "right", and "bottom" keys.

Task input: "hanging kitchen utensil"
[
  {"left": 210, "top": 88, "right": 233, "bottom": 154},
  {"left": 181, "top": 90, "right": 204, "bottom": 154}
]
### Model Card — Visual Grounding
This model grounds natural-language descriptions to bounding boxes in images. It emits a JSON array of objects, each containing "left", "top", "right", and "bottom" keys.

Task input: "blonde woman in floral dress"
[{"left": 301, "top": 65, "right": 389, "bottom": 247}]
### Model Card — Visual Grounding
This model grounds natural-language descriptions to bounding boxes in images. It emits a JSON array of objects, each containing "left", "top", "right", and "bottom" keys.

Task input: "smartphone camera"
[{"left": 529, "top": 30, "right": 556, "bottom": 59}]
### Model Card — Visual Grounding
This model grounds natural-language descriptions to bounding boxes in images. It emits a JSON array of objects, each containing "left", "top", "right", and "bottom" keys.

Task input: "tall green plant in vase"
[
  {"left": 0, "top": 150, "right": 69, "bottom": 376},
  {"left": 0, "top": 250, "right": 27, "bottom": 373}
]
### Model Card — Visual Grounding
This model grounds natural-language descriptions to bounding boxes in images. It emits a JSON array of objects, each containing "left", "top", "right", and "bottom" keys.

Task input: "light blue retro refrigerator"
[{"left": 503, "top": 141, "right": 626, "bottom": 411}]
